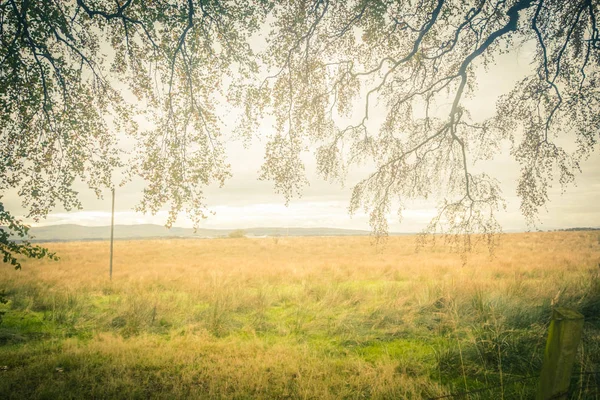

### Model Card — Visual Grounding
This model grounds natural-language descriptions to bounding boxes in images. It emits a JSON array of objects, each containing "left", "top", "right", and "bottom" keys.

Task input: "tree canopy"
[
  {"left": 248, "top": 0, "right": 599, "bottom": 251},
  {"left": 1, "top": 0, "right": 599, "bottom": 266},
  {"left": 0, "top": 0, "right": 267, "bottom": 266}
]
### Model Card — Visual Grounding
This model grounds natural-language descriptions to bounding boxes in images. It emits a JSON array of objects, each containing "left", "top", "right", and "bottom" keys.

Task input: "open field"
[{"left": 0, "top": 232, "right": 599, "bottom": 399}]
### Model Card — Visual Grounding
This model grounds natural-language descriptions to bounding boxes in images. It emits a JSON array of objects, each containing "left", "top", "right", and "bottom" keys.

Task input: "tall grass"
[{"left": 0, "top": 231, "right": 599, "bottom": 399}]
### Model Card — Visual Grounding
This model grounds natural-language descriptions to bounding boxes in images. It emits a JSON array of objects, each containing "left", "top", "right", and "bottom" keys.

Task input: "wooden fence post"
[{"left": 536, "top": 307, "right": 584, "bottom": 400}]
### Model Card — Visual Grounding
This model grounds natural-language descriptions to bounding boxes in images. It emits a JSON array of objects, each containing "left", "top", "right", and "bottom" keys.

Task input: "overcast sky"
[{"left": 4, "top": 40, "right": 599, "bottom": 233}]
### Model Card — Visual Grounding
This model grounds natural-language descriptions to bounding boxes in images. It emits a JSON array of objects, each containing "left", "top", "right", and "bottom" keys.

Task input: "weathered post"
[{"left": 536, "top": 307, "right": 584, "bottom": 400}]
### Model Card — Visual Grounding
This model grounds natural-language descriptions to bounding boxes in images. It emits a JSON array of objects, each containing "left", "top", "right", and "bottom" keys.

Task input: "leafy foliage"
[
  {"left": 0, "top": 203, "right": 58, "bottom": 270},
  {"left": 0, "top": 0, "right": 271, "bottom": 228},
  {"left": 241, "top": 0, "right": 599, "bottom": 251}
]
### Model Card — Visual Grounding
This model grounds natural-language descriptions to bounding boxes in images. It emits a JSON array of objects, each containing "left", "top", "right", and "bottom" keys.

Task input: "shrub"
[{"left": 228, "top": 229, "right": 246, "bottom": 239}]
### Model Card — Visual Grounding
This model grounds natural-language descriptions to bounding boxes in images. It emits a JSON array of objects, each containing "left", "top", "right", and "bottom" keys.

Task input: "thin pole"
[{"left": 110, "top": 188, "right": 115, "bottom": 280}]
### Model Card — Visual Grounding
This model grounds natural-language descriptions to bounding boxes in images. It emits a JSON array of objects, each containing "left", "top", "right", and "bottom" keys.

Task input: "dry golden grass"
[
  {"left": 0, "top": 231, "right": 599, "bottom": 399},
  {"left": 9, "top": 231, "right": 600, "bottom": 296}
]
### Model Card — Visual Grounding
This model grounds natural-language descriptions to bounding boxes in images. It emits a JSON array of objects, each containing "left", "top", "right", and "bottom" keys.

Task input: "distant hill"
[
  {"left": 7, "top": 224, "right": 598, "bottom": 242},
  {"left": 556, "top": 227, "right": 599, "bottom": 232},
  {"left": 10, "top": 224, "right": 398, "bottom": 242}
]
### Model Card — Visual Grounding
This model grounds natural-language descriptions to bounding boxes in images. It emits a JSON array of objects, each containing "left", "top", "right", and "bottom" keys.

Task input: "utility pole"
[{"left": 110, "top": 188, "right": 115, "bottom": 280}]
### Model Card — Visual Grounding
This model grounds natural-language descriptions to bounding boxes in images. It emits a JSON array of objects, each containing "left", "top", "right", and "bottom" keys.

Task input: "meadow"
[{"left": 0, "top": 231, "right": 599, "bottom": 399}]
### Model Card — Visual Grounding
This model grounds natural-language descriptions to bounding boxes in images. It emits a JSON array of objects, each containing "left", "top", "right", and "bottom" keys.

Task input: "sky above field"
[{"left": 4, "top": 39, "right": 600, "bottom": 233}]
